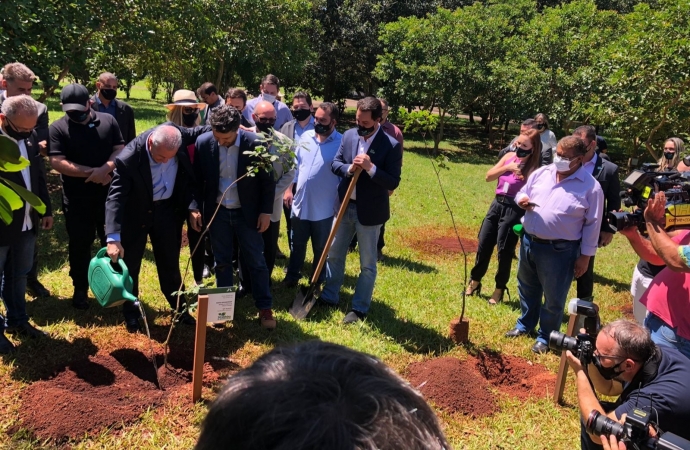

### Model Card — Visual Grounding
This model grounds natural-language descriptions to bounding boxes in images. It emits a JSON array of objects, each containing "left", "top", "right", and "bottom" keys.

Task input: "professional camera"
[
  {"left": 608, "top": 167, "right": 690, "bottom": 232},
  {"left": 586, "top": 409, "right": 690, "bottom": 450},
  {"left": 548, "top": 299, "right": 600, "bottom": 365}
]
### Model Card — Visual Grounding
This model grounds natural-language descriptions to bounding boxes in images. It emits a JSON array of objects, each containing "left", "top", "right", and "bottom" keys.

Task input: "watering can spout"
[{"left": 88, "top": 247, "right": 138, "bottom": 308}]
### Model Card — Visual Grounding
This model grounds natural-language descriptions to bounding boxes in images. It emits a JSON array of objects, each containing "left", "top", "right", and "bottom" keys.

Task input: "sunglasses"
[{"left": 257, "top": 117, "right": 276, "bottom": 125}]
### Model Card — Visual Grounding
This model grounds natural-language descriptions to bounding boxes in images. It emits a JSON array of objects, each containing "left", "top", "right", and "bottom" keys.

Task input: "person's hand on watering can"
[
  {"left": 190, "top": 210, "right": 203, "bottom": 232},
  {"left": 107, "top": 241, "right": 125, "bottom": 262}
]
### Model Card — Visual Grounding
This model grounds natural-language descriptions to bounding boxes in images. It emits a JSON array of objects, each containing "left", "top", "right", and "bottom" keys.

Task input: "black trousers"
[
  {"left": 186, "top": 219, "right": 214, "bottom": 283},
  {"left": 27, "top": 235, "right": 40, "bottom": 282},
  {"left": 240, "top": 220, "right": 280, "bottom": 290},
  {"left": 122, "top": 198, "right": 184, "bottom": 319},
  {"left": 470, "top": 198, "right": 524, "bottom": 290},
  {"left": 576, "top": 254, "right": 596, "bottom": 300},
  {"left": 283, "top": 184, "right": 296, "bottom": 252},
  {"left": 63, "top": 194, "right": 107, "bottom": 290}
]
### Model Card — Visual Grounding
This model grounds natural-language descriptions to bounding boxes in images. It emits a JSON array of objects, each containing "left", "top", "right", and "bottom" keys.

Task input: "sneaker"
[
  {"left": 343, "top": 310, "right": 365, "bottom": 324},
  {"left": 72, "top": 289, "right": 90, "bottom": 310},
  {"left": 259, "top": 309, "right": 277, "bottom": 330},
  {"left": 26, "top": 279, "right": 50, "bottom": 298}
]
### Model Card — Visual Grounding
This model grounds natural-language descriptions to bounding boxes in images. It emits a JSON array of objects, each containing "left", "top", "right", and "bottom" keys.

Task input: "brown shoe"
[{"left": 259, "top": 309, "right": 277, "bottom": 330}]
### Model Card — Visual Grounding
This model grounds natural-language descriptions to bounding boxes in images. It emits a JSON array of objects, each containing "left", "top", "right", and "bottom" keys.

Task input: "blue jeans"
[
  {"left": 286, "top": 216, "right": 333, "bottom": 283},
  {"left": 645, "top": 313, "right": 690, "bottom": 360},
  {"left": 0, "top": 230, "right": 37, "bottom": 327},
  {"left": 515, "top": 233, "right": 580, "bottom": 345},
  {"left": 209, "top": 207, "right": 272, "bottom": 310},
  {"left": 322, "top": 204, "right": 381, "bottom": 315}
]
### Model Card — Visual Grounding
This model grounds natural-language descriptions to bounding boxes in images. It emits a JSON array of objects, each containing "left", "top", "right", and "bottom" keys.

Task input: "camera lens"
[
  {"left": 548, "top": 331, "right": 579, "bottom": 352},
  {"left": 586, "top": 411, "right": 626, "bottom": 440}
]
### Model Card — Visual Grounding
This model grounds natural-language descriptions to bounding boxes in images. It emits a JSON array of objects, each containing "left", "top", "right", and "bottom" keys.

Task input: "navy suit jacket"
[
  {"left": 332, "top": 127, "right": 402, "bottom": 226},
  {"left": 590, "top": 153, "right": 621, "bottom": 234},
  {"left": 191, "top": 129, "right": 275, "bottom": 227},
  {"left": 0, "top": 130, "right": 52, "bottom": 246},
  {"left": 105, "top": 123, "right": 207, "bottom": 236}
]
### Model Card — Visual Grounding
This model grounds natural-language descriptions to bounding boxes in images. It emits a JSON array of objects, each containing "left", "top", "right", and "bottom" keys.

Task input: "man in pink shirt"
[{"left": 505, "top": 136, "right": 604, "bottom": 354}]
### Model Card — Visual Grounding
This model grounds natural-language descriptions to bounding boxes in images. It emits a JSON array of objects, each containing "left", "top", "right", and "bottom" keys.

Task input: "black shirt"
[
  {"left": 49, "top": 111, "right": 124, "bottom": 199},
  {"left": 636, "top": 259, "right": 665, "bottom": 279}
]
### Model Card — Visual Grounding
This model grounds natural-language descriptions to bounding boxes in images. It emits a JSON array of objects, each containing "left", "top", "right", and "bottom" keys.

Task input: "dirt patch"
[
  {"left": 406, "top": 357, "right": 498, "bottom": 417},
  {"left": 406, "top": 226, "right": 479, "bottom": 256},
  {"left": 475, "top": 350, "right": 556, "bottom": 401},
  {"left": 449, "top": 317, "right": 469, "bottom": 344},
  {"left": 406, "top": 352, "right": 555, "bottom": 416},
  {"left": 15, "top": 349, "right": 234, "bottom": 443}
]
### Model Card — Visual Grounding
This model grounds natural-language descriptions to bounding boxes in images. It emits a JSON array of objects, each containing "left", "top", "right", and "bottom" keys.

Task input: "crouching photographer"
[{"left": 562, "top": 319, "right": 690, "bottom": 450}]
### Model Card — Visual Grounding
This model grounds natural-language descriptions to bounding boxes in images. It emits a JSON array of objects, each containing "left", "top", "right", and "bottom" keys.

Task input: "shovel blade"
[{"left": 289, "top": 285, "right": 318, "bottom": 320}]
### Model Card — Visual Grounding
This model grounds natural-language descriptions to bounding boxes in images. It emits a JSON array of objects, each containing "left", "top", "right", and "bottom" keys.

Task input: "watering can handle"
[{"left": 96, "top": 247, "right": 130, "bottom": 281}]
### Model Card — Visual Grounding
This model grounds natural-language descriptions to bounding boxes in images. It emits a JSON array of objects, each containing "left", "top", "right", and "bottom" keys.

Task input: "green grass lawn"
[{"left": 0, "top": 83, "right": 639, "bottom": 449}]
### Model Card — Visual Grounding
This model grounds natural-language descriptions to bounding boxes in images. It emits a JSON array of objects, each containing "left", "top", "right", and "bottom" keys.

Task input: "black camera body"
[
  {"left": 548, "top": 299, "right": 600, "bottom": 365},
  {"left": 608, "top": 168, "right": 690, "bottom": 232},
  {"left": 586, "top": 409, "right": 690, "bottom": 450}
]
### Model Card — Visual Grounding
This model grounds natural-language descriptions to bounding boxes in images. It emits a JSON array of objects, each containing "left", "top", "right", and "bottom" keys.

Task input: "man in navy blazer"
[
  {"left": 189, "top": 105, "right": 278, "bottom": 329},
  {"left": 0, "top": 95, "right": 53, "bottom": 352},
  {"left": 320, "top": 97, "right": 402, "bottom": 324},
  {"left": 105, "top": 123, "right": 208, "bottom": 332}
]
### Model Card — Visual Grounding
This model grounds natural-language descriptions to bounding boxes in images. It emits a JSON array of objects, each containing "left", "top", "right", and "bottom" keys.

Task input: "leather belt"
[
  {"left": 495, "top": 194, "right": 515, "bottom": 205},
  {"left": 526, "top": 233, "right": 578, "bottom": 245}
]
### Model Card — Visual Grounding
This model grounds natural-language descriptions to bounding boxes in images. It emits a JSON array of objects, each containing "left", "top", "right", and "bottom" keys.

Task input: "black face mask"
[
  {"left": 593, "top": 355, "right": 625, "bottom": 380},
  {"left": 516, "top": 149, "right": 532, "bottom": 158},
  {"left": 256, "top": 122, "right": 274, "bottom": 134},
  {"left": 4, "top": 119, "right": 32, "bottom": 141},
  {"left": 66, "top": 110, "right": 90, "bottom": 123},
  {"left": 292, "top": 108, "right": 311, "bottom": 122},
  {"left": 664, "top": 152, "right": 675, "bottom": 161},
  {"left": 182, "top": 112, "right": 199, "bottom": 127},
  {"left": 100, "top": 88, "right": 117, "bottom": 101},
  {"left": 357, "top": 124, "right": 375, "bottom": 137},
  {"left": 314, "top": 122, "right": 332, "bottom": 136}
]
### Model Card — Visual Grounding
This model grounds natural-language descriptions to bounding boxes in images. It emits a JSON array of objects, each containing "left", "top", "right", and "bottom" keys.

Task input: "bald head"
[
  {"left": 252, "top": 100, "right": 277, "bottom": 131},
  {"left": 254, "top": 101, "right": 276, "bottom": 117},
  {"left": 148, "top": 125, "right": 181, "bottom": 164},
  {"left": 98, "top": 72, "right": 117, "bottom": 84}
]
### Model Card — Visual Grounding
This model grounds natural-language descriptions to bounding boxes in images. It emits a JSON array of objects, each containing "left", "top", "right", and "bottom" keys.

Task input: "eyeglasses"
[
  {"left": 6, "top": 117, "right": 33, "bottom": 134},
  {"left": 593, "top": 349, "right": 623, "bottom": 361},
  {"left": 257, "top": 117, "right": 276, "bottom": 125}
]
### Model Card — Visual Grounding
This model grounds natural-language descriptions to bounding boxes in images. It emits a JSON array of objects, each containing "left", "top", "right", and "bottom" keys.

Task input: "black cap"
[{"left": 61, "top": 83, "right": 90, "bottom": 112}]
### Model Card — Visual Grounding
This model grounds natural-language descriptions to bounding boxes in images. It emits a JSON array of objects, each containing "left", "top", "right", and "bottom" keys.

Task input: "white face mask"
[
  {"left": 262, "top": 93, "right": 276, "bottom": 103},
  {"left": 553, "top": 154, "right": 575, "bottom": 173}
]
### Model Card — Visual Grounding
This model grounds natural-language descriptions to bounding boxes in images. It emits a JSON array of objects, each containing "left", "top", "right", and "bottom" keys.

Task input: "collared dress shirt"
[
  {"left": 294, "top": 116, "right": 315, "bottom": 140},
  {"left": 94, "top": 95, "right": 117, "bottom": 118},
  {"left": 350, "top": 126, "right": 380, "bottom": 200},
  {"left": 217, "top": 132, "right": 242, "bottom": 209},
  {"left": 292, "top": 130, "right": 342, "bottom": 222},
  {"left": 515, "top": 164, "right": 604, "bottom": 255}
]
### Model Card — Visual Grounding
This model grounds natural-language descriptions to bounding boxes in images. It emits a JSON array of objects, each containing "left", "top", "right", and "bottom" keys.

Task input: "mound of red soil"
[
  {"left": 406, "top": 352, "right": 555, "bottom": 417},
  {"left": 429, "top": 236, "right": 479, "bottom": 253},
  {"left": 475, "top": 350, "right": 556, "bottom": 400},
  {"left": 406, "top": 357, "right": 498, "bottom": 417},
  {"left": 16, "top": 349, "right": 229, "bottom": 443}
]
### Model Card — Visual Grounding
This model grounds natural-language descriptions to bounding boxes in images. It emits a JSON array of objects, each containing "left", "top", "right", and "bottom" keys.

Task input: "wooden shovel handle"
[{"left": 310, "top": 167, "right": 362, "bottom": 284}]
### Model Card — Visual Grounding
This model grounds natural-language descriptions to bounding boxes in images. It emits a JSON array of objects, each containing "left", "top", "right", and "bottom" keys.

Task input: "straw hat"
[{"left": 165, "top": 89, "right": 206, "bottom": 110}]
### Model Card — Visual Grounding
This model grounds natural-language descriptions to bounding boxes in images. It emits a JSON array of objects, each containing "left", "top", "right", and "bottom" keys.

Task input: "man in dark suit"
[
  {"left": 0, "top": 95, "right": 53, "bottom": 353},
  {"left": 105, "top": 124, "right": 208, "bottom": 332},
  {"left": 91, "top": 72, "right": 136, "bottom": 144},
  {"left": 1, "top": 62, "right": 52, "bottom": 298},
  {"left": 572, "top": 125, "right": 621, "bottom": 300},
  {"left": 189, "top": 105, "right": 277, "bottom": 329},
  {"left": 320, "top": 97, "right": 403, "bottom": 324}
]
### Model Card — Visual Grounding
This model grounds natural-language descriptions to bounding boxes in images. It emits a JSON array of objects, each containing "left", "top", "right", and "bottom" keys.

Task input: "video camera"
[
  {"left": 608, "top": 164, "right": 690, "bottom": 232},
  {"left": 586, "top": 409, "right": 690, "bottom": 450},
  {"left": 548, "top": 299, "right": 600, "bottom": 366}
]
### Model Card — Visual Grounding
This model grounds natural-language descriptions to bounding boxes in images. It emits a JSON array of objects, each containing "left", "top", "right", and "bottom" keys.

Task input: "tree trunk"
[
  {"left": 434, "top": 108, "right": 446, "bottom": 152},
  {"left": 38, "top": 65, "right": 70, "bottom": 103},
  {"left": 215, "top": 61, "right": 225, "bottom": 91},
  {"left": 468, "top": 110, "right": 474, "bottom": 124}
]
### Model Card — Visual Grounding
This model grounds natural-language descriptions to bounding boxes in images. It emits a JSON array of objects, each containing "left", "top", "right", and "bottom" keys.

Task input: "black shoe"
[
  {"left": 202, "top": 265, "right": 212, "bottom": 279},
  {"left": 276, "top": 250, "right": 287, "bottom": 260},
  {"left": 26, "top": 279, "right": 51, "bottom": 298},
  {"left": 282, "top": 278, "right": 298, "bottom": 288},
  {"left": 125, "top": 316, "right": 141, "bottom": 333},
  {"left": 317, "top": 298, "right": 338, "bottom": 309},
  {"left": 505, "top": 327, "right": 529, "bottom": 338},
  {"left": 377, "top": 250, "right": 384, "bottom": 262},
  {"left": 531, "top": 341, "right": 550, "bottom": 354},
  {"left": 0, "top": 333, "right": 15, "bottom": 354},
  {"left": 343, "top": 310, "right": 365, "bottom": 324},
  {"left": 177, "top": 311, "right": 197, "bottom": 326},
  {"left": 72, "top": 289, "right": 90, "bottom": 310},
  {"left": 6, "top": 322, "right": 47, "bottom": 339},
  {"left": 347, "top": 246, "right": 357, "bottom": 254},
  {"left": 236, "top": 286, "right": 247, "bottom": 299}
]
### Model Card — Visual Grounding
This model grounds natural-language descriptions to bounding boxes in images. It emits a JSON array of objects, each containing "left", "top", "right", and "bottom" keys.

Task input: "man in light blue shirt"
[
  {"left": 243, "top": 74, "right": 292, "bottom": 130},
  {"left": 283, "top": 102, "right": 342, "bottom": 287}
]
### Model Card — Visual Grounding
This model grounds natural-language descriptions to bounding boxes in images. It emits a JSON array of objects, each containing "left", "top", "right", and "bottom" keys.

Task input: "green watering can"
[
  {"left": 512, "top": 223, "right": 525, "bottom": 237},
  {"left": 88, "top": 247, "right": 138, "bottom": 308}
]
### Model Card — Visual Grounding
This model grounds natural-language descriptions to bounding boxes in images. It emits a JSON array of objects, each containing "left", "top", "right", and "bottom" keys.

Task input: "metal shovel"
[{"left": 289, "top": 167, "right": 362, "bottom": 320}]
